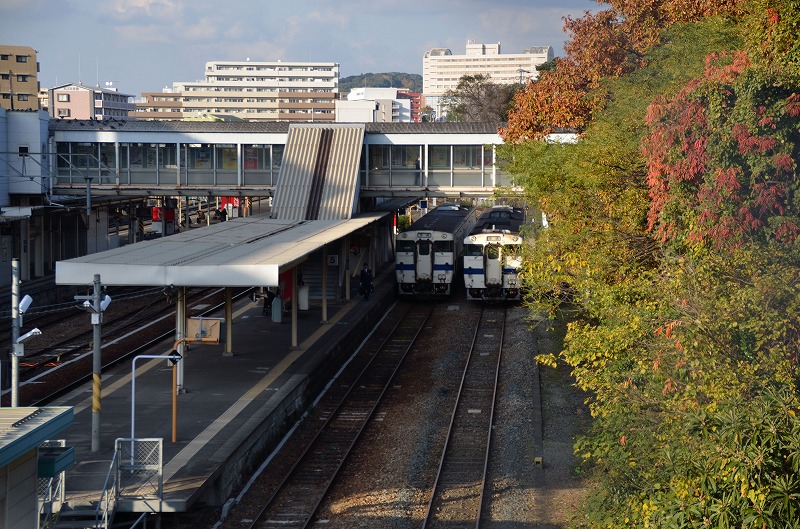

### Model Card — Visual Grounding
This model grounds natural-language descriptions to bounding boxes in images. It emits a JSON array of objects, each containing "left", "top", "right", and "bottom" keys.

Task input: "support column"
[
  {"left": 344, "top": 236, "right": 351, "bottom": 302},
  {"left": 321, "top": 245, "right": 328, "bottom": 323},
  {"left": 291, "top": 268, "right": 298, "bottom": 349},
  {"left": 176, "top": 287, "right": 187, "bottom": 392},
  {"left": 224, "top": 288, "right": 233, "bottom": 356}
]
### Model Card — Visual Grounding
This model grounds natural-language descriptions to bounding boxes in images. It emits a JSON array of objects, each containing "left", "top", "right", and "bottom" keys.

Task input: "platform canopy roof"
[
  {"left": 55, "top": 213, "right": 386, "bottom": 288},
  {"left": 0, "top": 407, "right": 73, "bottom": 468}
]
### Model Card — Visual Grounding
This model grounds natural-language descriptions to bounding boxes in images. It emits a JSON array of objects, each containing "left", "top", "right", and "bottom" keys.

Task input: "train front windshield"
[
  {"left": 397, "top": 240, "right": 415, "bottom": 253},
  {"left": 464, "top": 244, "right": 483, "bottom": 257},
  {"left": 433, "top": 241, "right": 453, "bottom": 253}
]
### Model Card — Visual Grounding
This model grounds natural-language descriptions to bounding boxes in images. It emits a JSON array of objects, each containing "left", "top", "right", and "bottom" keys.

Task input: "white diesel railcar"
[
  {"left": 396, "top": 203, "right": 478, "bottom": 296},
  {"left": 463, "top": 206, "right": 526, "bottom": 301}
]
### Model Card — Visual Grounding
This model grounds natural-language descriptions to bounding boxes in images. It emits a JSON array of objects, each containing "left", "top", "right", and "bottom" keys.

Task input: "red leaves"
[{"left": 643, "top": 48, "right": 800, "bottom": 248}]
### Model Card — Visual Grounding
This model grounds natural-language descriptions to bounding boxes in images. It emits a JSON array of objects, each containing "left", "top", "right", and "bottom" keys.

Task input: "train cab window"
[
  {"left": 465, "top": 244, "right": 483, "bottom": 256},
  {"left": 417, "top": 240, "right": 432, "bottom": 256},
  {"left": 397, "top": 240, "right": 415, "bottom": 253},
  {"left": 433, "top": 240, "right": 452, "bottom": 253},
  {"left": 486, "top": 245, "right": 501, "bottom": 259}
]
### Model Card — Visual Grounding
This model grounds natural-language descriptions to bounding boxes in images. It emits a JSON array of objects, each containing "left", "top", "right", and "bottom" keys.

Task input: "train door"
[
  {"left": 484, "top": 243, "right": 503, "bottom": 286},
  {"left": 415, "top": 238, "right": 433, "bottom": 282}
]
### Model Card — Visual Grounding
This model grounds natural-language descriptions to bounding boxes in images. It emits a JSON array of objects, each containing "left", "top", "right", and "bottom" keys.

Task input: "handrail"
[{"left": 94, "top": 449, "right": 119, "bottom": 529}]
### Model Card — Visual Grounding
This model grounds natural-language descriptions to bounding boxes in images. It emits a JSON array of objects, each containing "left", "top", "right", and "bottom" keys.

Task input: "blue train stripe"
[{"left": 464, "top": 267, "right": 484, "bottom": 275}]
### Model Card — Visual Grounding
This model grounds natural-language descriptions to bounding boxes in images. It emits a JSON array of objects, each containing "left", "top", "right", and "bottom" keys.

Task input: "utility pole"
[
  {"left": 91, "top": 275, "right": 102, "bottom": 451},
  {"left": 75, "top": 275, "right": 110, "bottom": 452},
  {"left": 10, "top": 259, "right": 20, "bottom": 406}
]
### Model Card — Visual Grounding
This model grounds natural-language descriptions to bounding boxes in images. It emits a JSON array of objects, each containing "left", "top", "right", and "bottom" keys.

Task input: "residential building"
[
  {"left": 336, "top": 87, "right": 412, "bottom": 123},
  {"left": 48, "top": 84, "right": 136, "bottom": 120},
  {"left": 135, "top": 60, "right": 339, "bottom": 122},
  {"left": 0, "top": 45, "right": 40, "bottom": 111},
  {"left": 423, "top": 41, "right": 553, "bottom": 119}
]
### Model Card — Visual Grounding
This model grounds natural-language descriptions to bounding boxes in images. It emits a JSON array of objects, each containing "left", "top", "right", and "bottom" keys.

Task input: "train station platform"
[{"left": 51, "top": 267, "right": 397, "bottom": 520}]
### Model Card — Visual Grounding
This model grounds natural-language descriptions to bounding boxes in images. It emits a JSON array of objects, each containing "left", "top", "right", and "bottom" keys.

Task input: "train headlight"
[{"left": 437, "top": 274, "right": 446, "bottom": 282}]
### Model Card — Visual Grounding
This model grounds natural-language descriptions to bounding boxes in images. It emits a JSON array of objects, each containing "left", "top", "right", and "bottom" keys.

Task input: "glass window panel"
[
  {"left": 272, "top": 145, "right": 284, "bottom": 170},
  {"left": 391, "top": 145, "right": 419, "bottom": 168},
  {"left": 465, "top": 244, "right": 483, "bottom": 256},
  {"left": 397, "top": 240, "right": 415, "bottom": 253},
  {"left": 429, "top": 146, "right": 449, "bottom": 169},
  {"left": 216, "top": 145, "right": 237, "bottom": 170},
  {"left": 368, "top": 145, "right": 390, "bottom": 169},
  {"left": 188, "top": 144, "right": 212, "bottom": 169},
  {"left": 99, "top": 144, "right": 115, "bottom": 169},
  {"left": 433, "top": 241, "right": 452, "bottom": 253},
  {"left": 417, "top": 240, "right": 431, "bottom": 256},
  {"left": 72, "top": 143, "right": 97, "bottom": 169},
  {"left": 158, "top": 144, "right": 177, "bottom": 168}
]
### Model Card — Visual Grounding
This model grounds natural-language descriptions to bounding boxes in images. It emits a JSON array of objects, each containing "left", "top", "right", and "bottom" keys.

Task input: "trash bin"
[
  {"left": 271, "top": 296, "right": 283, "bottom": 323},
  {"left": 298, "top": 285, "right": 309, "bottom": 311}
]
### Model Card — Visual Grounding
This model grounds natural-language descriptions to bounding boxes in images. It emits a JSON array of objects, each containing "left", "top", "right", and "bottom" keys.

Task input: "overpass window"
[
  {"left": 158, "top": 144, "right": 177, "bottom": 168},
  {"left": 429, "top": 146, "right": 449, "bottom": 169},
  {"left": 368, "top": 145, "right": 390, "bottom": 169},
  {"left": 73, "top": 142, "right": 98, "bottom": 169},
  {"left": 271, "top": 145, "right": 284, "bottom": 170},
  {"left": 244, "top": 146, "right": 266, "bottom": 170},
  {"left": 99, "top": 144, "right": 115, "bottom": 169},
  {"left": 453, "top": 145, "right": 482, "bottom": 168},
  {"left": 216, "top": 145, "right": 237, "bottom": 169},
  {"left": 188, "top": 144, "right": 212, "bottom": 169},
  {"left": 391, "top": 145, "right": 420, "bottom": 168}
]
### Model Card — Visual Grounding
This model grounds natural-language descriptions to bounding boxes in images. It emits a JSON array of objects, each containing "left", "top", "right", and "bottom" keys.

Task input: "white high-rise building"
[
  {"left": 137, "top": 60, "right": 339, "bottom": 122},
  {"left": 423, "top": 41, "right": 553, "bottom": 119}
]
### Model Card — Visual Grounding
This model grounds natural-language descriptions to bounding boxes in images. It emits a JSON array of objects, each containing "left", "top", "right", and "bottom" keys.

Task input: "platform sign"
[{"left": 187, "top": 317, "right": 223, "bottom": 343}]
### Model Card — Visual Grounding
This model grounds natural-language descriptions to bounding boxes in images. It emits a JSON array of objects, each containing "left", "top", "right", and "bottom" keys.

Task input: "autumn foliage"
[
  {"left": 501, "top": 0, "right": 800, "bottom": 527},
  {"left": 501, "top": 0, "right": 745, "bottom": 142}
]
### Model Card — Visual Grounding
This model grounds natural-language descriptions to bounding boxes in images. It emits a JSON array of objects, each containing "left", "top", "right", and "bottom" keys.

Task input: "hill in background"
[{"left": 340, "top": 72, "right": 422, "bottom": 95}]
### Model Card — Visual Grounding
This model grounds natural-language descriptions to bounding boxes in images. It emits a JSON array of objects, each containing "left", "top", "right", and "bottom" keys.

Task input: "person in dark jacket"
[{"left": 359, "top": 264, "right": 373, "bottom": 300}]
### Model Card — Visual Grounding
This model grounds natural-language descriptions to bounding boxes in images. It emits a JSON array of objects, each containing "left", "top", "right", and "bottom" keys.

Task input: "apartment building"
[
  {"left": 49, "top": 84, "right": 136, "bottom": 120},
  {"left": 336, "top": 87, "right": 414, "bottom": 123},
  {"left": 0, "top": 45, "right": 40, "bottom": 111},
  {"left": 136, "top": 60, "right": 339, "bottom": 122},
  {"left": 423, "top": 41, "right": 553, "bottom": 118}
]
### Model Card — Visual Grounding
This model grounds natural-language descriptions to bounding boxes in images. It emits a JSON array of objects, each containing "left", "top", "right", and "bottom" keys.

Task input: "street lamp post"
[
  {"left": 9, "top": 259, "right": 36, "bottom": 407},
  {"left": 75, "top": 275, "right": 111, "bottom": 452}
]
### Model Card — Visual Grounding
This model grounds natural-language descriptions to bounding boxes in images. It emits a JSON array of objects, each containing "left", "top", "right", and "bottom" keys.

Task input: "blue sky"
[{"left": 1, "top": 0, "right": 599, "bottom": 97}]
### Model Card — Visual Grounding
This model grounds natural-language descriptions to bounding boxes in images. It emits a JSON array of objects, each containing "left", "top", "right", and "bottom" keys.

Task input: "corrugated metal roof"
[
  {"left": 55, "top": 212, "right": 386, "bottom": 287},
  {"left": 0, "top": 407, "right": 73, "bottom": 468},
  {"left": 270, "top": 124, "right": 364, "bottom": 221},
  {"left": 49, "top": 119, "right": 505, "bottom": 135}
]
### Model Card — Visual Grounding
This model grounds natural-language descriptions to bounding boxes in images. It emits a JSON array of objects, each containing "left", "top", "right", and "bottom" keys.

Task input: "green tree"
[
  {"left": 442, "top": 74, "right": 518, "bottom": 122},
  {"left": 501, "top": 4, "right": 800, "bottom": 526}
]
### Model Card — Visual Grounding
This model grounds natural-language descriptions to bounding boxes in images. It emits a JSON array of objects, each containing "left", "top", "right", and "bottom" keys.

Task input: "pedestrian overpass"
[{"left": 49, "top": 121, "right": 513, "bottom": 200}]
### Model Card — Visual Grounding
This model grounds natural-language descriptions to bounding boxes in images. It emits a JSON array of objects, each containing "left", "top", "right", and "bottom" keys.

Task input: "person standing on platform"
[{"left": 360, "top": 263, "right": 373, "bottom": 300}]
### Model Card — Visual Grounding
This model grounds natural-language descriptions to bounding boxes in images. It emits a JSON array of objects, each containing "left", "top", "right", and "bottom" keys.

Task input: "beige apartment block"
[
  {"left": 0, "top": 45, "right": 40, "bottom": 111},
  {"left": 136, "top": 60, "right": 339, "bottom": 122},
  {"left": 423, "top": 41, "right": 553, "bottom": 97}
]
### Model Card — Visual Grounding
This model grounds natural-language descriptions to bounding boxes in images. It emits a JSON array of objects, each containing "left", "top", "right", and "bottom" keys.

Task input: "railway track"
[
  {"left": 245, "top": 301, "right": 435, "bottom": 529},
  {"left": 422, "top": 305, "right": 507, "bottom": 528}
]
